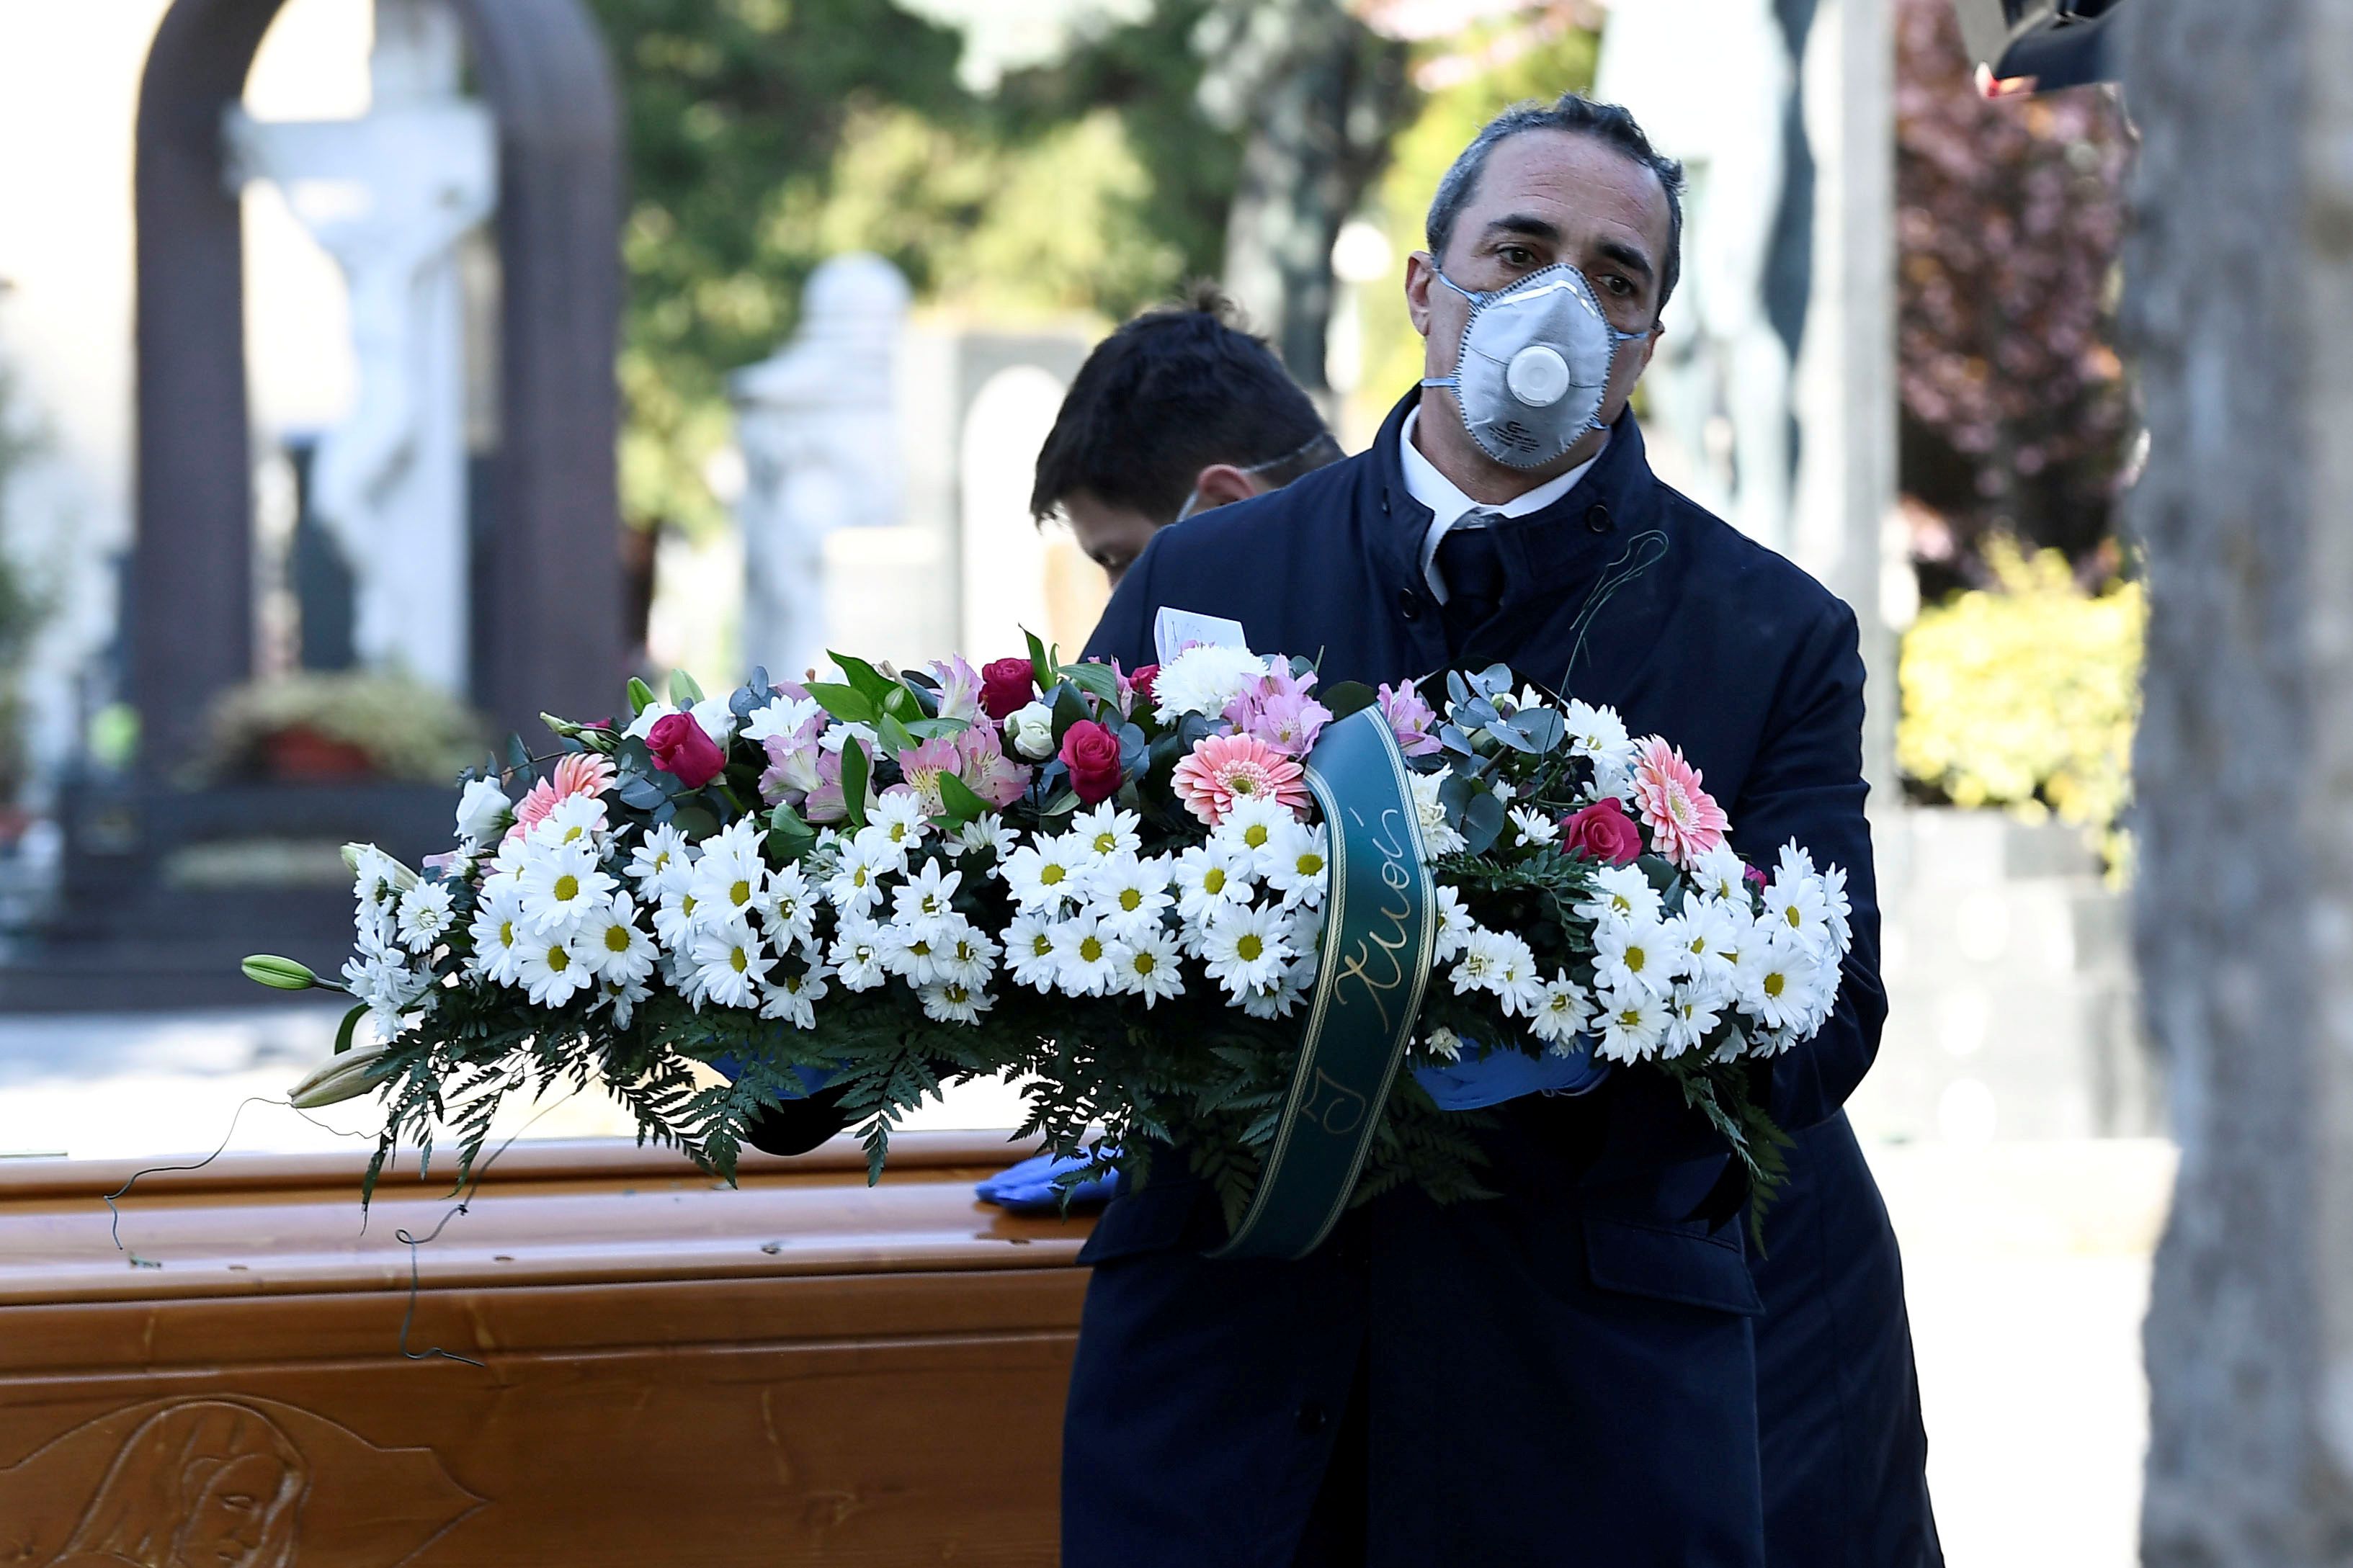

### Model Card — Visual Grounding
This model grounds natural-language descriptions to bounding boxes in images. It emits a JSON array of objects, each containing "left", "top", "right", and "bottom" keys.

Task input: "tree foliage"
[{"left": 1894, "top": 0, "right": 2133, "bottom": 591}]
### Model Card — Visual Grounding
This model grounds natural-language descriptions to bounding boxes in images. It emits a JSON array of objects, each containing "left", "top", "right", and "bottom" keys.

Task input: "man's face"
[
  {"left": 1406, "top": 130, "right": 1671, "bottom": 473},
  {"left": 1061, "top": 489, "right": 1164, "bottom": 586}
]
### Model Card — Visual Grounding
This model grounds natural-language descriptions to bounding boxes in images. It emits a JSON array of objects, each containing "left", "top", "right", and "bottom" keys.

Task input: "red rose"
[
  {"left": 980, "top": 657, "right": 1037, "bottom": 720},
  {"left": 1128, "top": 663, "right": 1159, "bottom": 707},
  {"left": 1058, "top": 719, "right": 1125, "bottom": 804},
  {"left": 1559, "top": 797, "right": 1643, "bottom": 866},
  {"left": 646, "top": 712, "right": 727, "bottom": 789}
]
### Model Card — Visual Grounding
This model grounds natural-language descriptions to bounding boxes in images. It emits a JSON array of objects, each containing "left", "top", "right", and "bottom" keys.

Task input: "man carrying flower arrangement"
[{"left": 1066, "top": 93, "right": 1940, "bottom": 1567}]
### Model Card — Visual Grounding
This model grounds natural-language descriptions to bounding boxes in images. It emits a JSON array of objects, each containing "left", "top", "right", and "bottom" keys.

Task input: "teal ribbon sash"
[{"left": 1210, "top": 706, "right": 1437, "bottom": 1261}]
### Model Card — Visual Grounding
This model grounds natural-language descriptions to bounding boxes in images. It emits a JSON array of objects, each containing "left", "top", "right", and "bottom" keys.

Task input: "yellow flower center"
[
  {"left": 731, "top": 947, "right": 749, "bottom": 973},
  {"left": 681, "top": 894, "right": 698, "bottom": 916},
  {"left": 604, "top": 925, "right": 631, "bottom": 954},
  {"left": 1764, "top": 972, "right": 1785, "bottom": 999},
  {"left": 1785, "top": 906, "right": 1803, "bottom": 928},
  {"left": 731, "top": 878, "right": 753, "bottom": 907},
  {"left": 1203, "top": 867, "right": 1226, "bottom": 895},
  {"left": 1079, "top": 936, "right": 1104, "bottom": 963},
  {"left": 499, "top": 920, "right": 517, "bottom": 947},
  {"left": 1119, "top": 889, "right": 1142, "bottom": 912},
  {"left": 547, "top": 946, "right": 571, "bottom": 972},
  {"left": 1134, "top": 951, "right": 1158, "bottom": 976},
  {"left": 1298, "top": 854, "right": 1323, "bottom": 877},
  {"left": 1244, "top": 823, "right": 1269, "bottom": 846},
  {"left": 1030, "top": 933, "right": 1053, "bottom": 957},
  {"left": 1236, "top": 934, "right": 1263, "bottom": 962},
  {"left": 1625, "top": 946, "right": 1647, "bottom": 974},
  {"left": 1094, "top": 832, "right": 1117, "bottom": 854},
  {"left": 554, "top": 874, "right": 579, "bottom": 902},
  {"left": 1041, "top": 864, "right": 1066, "bottom": 887}
]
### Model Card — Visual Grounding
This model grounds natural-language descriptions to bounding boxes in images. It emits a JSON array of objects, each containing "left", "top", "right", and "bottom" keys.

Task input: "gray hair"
[{"left": 1425, "top": 92, "right": 1686, "bottom": 315}]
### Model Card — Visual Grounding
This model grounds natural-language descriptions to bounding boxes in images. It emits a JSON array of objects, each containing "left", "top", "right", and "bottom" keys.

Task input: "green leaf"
[
  {"left": 671, "top": 804, "right": 720, "bottom": 842},
  {"left": 803, "top": 682, "right": 878, "bottom": 725},
  {"left": 838, "top": 739, "right": 871, "bottom": 830},
  {"left": 935, "top": 771, "right": 988, "bottom": 826},
  {"left": 902, "top": 717, "right": 965, "bottom": 740},
  {"left": 1050, "top": 684, "right": 1091, "bottom": 744},
  {"left": 1322, "top": 680, "right": 1378, "bottom": 721},
  {"left": 828, "top": 651, "right": 898, "bottom": 704},
  {"left": 1026, "top": 629, "right": 1053, "bottom": 692},
  {"left": 765, "top": 802, "right": 818, "bottom": 863},
  {"left": 1058, "top": 660, "right": 1122, "bottom": 705},
  {"left": 333, "top": 1003, "right": 367, "bottom": 1055},
  {"left": 626, "top": 676, "right": 656, "bottom": 716},
  {"left": 1038, "top": 787, "right": 1081, "bottom": 818},
  {"left": 883, "top": 683, "right": 921, "bottom": 720},
  {"left": 669, "top": 668, "right": 705, "bottom": 705},
  {"left": 875, "top": 712, "right": 918, "bottom": 758}
]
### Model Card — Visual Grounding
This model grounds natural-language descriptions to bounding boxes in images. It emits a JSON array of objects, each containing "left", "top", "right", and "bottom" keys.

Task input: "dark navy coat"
[{"left": 1066, "top": 394, "right": 1939, "bottom": 1567}]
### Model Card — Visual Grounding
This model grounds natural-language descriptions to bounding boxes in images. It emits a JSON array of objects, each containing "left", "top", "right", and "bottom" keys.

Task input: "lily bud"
[
  {"left": 288, "top": 1044, "right": 393, "bottom": 1109},
  {"left": 242, "top": 954, "right": 321, "bottom": 991}
]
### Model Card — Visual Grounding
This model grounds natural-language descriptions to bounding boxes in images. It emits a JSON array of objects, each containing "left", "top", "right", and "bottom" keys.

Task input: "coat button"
[
  {"left": 1396, "top": 588, "right": 1424, "bottom": 621},
  {"left": 1295, "top": 1401, "right": 1330, "bottom": 1434},
  {"left": 1584, "top": 503, "right": 1612, "bottom": 534}
]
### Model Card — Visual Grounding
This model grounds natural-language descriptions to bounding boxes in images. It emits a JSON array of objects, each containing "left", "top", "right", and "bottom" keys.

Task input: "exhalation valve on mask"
[{"left": 1419, "top": 264, "right": 1652, "bottom": 470}]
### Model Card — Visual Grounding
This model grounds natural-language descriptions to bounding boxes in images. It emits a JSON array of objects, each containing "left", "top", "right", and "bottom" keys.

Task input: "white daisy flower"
[
  {"left": 395, "top": 882, "right": 457, "bottom": 952},
  {"left": 1071, "top": 802, "right": 1143, "bottom": 861},
  {"left": 517, "top": 843, "right": 615, "bottom": 933},
  {"left": 932, "top": 915, "right": 1001, "bottom": 990},
  {"left": 1529, "top": 974, "right": 1593, "bottom": 1047},
  {"left": 1450, "top": 926, "right": 1509, "bottom": 995},
  {"left": 1213, "top": 797, "right": 1296, "bottom": 872},
  {"left": 1000, "top": 835, "right": 1087, "bottom": 914},
  {"left": 953, "top": 813, "right": 1019, "bottom": 861},
  {"left": 342, "top": 946, "right": 434, "bottom": 1036},
  {"left": 1238, "top": 975, "right": 1308, "bottom": 1020},
  {"left": 1690, "top": 843, "right": 1749, "bottom": 906},
  {"left": 877, "top": 918, "right": 953, "bottom": 987},
  {"left": 1734, "top": 931, "right": 1812, "bottom": 1031},
  {"left": 919, "top": 979, "right": 994, "bottom": 1024},
  {"left": 1408, "top": 770, "right": 1469, "bottom": 857},
  {"left": 597, "top": 975, "right": 652, "bottom": 1030},
  {"left": 889, "top": 858, "right": 963, "bottom": 927},
  {"left": 581, "top": 893, "right": 658, "bottom": 986},
  {"left": 1487, "top": 931, "right": 1546, "bottom": 1018},
  {"left": 1200, "top": 903, "right": 1293, "bottom": 996},
  {"left": 1661, "top": 980, "right": 1726, "bottom": 1058},
  {"left": 1048, "top": 914, "right": 1120, "bottom": 997},
  {"left": 867, "top": 790, "right": 930, "bottom": 854},
  {"left": 1507, "top": 807, "right": 1560, "bottom": 848},
  {"left": 759, "top": 962, "right": 829, "bottom": 1027},
  {"left": 1669, "top": 900, "right": 1742, "bottom": 982},
  {"left": 689, "top": 855, "right": 769, "bottom": 928},
  {"left": 1561, "top": 700, "right": 1635, "bottom": 769},
  {"left": 762, "top": 862, "right": 817, "bottom": 949},
  {"left": 1574, "top": 863, "right": 1663, "bottom": 927},
  {"left": 1107, "top": 928, "right": 1185, "bottom": 1007},
  {"left": 1086, "top": 853, "right": 1173, "bottom": 937},
  {"left": 1592, "top": 916, "right": 1675, "bottom": 998},
  {"left": 524, "top": 793, "right": 607, "bottom": 851},
  {"left": 1422, "top": 1026, "right": 1465, "bottom": 1063},
  {"left": 1004, "top": 910, "right": 1063, "bottom": 992},
  {"left": 1171, "top": 841, "right": 1258, "bottom": 925},
  {"left": 824, "top": 836, "right": 897, "bottom": 918},
  {"left": 628, "top": 824, "right": 694, "bottom": 893},
  {"left": 829, "top": 916, "right": 888, "bottom": 992},
  {"left": 1430, "top": 885, "right": 1472, "bottom": 963},
  {"left": 651, "top": 885, "right": 706, "bottom": 951},
  {"left": 1820, "top": 861, "right": 1853, "bottom": 954},
  {"left": 1760, "top": 869, "right": 1831, "bottom": 954},
  {"left": 1595, "top": 987, "right": 1669, "bottom": 1062},
  {"left": 1262, "top": 821, "right": 1330, "bottom": 910},
  {"left": 690, "top": 923, "right": 772, "bottom": 1009},
  {"left": 468, "top": 881, "right": 530, "bottom": 985},
  {"left": 1151, "top": 643, "right": 1269, "bottom": 722},
  {"left": 517, "top": 930, "right": 596, "bottom": 1008},
  {"left": 692, "top": 694, "right": 740, "bottom": 743}
]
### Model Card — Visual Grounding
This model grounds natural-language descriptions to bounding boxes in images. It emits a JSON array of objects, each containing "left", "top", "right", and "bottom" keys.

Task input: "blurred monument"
[
  {"left": 2123, "top": 0, "right": 2353, "bottom": 1555},
  {"left": 224, "top": 0, "right": 495, "bottom": 698},
  {"left": 731, "top": 254, "right": 910, "bottom": 685},
  {"left": 0, "top": 0, "right": 622, "bottom": 1009}
]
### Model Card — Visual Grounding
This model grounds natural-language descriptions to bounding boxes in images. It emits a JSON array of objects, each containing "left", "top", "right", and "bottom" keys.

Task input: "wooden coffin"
[{"left": 0, "top": 1132, "right": 1095, "bottom": 1565}]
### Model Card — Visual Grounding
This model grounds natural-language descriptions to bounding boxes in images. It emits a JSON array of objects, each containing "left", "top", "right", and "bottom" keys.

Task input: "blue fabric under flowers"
[{"left": 1411, "top": 1037, "right": 1610, "bottom": 1109}]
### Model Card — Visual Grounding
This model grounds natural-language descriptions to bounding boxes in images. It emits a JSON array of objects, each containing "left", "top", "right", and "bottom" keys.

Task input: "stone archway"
[{"left": 129, "top": 0, "right": 623, "bottom": 772}]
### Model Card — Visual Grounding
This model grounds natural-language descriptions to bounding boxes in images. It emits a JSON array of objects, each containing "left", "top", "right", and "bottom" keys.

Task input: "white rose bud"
[
  {"left": 455, "top": 778, "right": 512, "bottom": 845},
  {"left": 1005, "top": 702, "right": 1057, "bottom": 761}
]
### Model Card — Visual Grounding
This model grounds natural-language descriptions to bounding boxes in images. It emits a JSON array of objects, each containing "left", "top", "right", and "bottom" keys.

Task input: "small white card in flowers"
[{"left": 1154, "top": 606, "right": 1252, "bottom": 666}]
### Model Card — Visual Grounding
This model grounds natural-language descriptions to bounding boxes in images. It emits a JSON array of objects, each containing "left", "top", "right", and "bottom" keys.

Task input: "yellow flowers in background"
[{"left": 1898, "top": 539, "right": 2143, "bottom": 861}]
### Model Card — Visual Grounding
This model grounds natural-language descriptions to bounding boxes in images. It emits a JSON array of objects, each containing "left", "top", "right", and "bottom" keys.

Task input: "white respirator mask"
[{"left": 1419, "top": 264, "right": 1653, "bottom": 470}]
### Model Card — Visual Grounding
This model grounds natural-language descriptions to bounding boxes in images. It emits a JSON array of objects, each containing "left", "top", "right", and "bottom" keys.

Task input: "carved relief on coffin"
[{"left": 0, "top": 1397, "right": 481, "bottom": 1567}]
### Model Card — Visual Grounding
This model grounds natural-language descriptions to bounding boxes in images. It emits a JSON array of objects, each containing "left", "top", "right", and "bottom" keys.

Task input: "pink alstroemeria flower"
[
  {"left": 1376, "top": 681, "right": 1442, "bottom": 757},
  {"left": 1171, "top": 733, "right": 1312, "bottom": 826},
  {"left": 897, "top": 725, "right": 1032, "bottom": 814},
  {"left": 758, "top": 714, "right": 829, "bottom": 806},
  {"left": 927, "top": 655, "right": 986, "bottom": 725},
  {"left": 1628, "top": 736, "right": 1730, "bottom": 870},
  {"left": 507, "top": 751, "right": 615, "bottom": 841}
]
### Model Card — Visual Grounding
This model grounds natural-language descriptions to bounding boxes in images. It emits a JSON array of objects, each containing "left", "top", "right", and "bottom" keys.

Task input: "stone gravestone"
[
  {"left": 731, "top": 253, "right": 910, "bottom": 686},
  {"left": 2125, "top": 0, "right": 2353, "bottom": 1557},
  {"left": 224, "top": 0, "right": 496, "bottom": 698},
  {"left": 0, "top": 0, "right": 623, "bottom": 1011}
]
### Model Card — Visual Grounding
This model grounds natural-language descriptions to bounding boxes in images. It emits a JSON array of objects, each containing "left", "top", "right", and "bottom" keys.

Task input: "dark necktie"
[{"left": 1434, "top": 518, "right": 1506, "bottom": 652}]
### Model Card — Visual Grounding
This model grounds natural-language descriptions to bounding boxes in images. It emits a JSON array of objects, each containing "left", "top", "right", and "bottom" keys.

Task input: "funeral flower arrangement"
[{"left": 251, "top": 638, "right": 1852, "bottom": 1240}]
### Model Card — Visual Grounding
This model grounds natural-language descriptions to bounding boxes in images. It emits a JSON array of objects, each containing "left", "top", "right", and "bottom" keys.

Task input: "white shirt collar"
[{"left": 1398, "top": 406, "right": 1607, "bottom": 601}]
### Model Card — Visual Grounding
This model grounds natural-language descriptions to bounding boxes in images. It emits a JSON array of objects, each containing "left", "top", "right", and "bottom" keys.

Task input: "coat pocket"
[
  {"left": 1075, "top": 1177, "right": 1206, "bottom": 1265},
  {"left": 1581, "top": 1214, "right": 1764, "bottom": 1317}
]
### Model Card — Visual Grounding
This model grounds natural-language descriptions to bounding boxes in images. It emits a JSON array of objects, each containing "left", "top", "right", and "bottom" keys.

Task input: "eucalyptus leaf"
[
  {"left": 1039, "top": 787, "right": 1081, "bottom": 818},
  {"left": 1463, "top": 790, "right": 1506, "bottom": 856},
  {"left": 1517, "top": 708, "right": 1567, "bottom": 754},
  {"left": 506, "top": 733, "right": 532, "bottom": 779},
  {"left": 1446, "top": 670, "right": 1473, "bottom": 712},
  {"left": 1484, "top": 712, "right": 1537, "bottom": 753}
]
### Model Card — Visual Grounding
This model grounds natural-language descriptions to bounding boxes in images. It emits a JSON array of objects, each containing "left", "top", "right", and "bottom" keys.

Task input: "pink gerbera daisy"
[
  {"left": 1628, "top": 736, "right": 1729, "bottom": 870},
  {"left": 1171, "top": 733, "right": 1312, "bottom": 827},
  {"left": 508, "top": 751, "right": 616, "bottom": 841}
]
